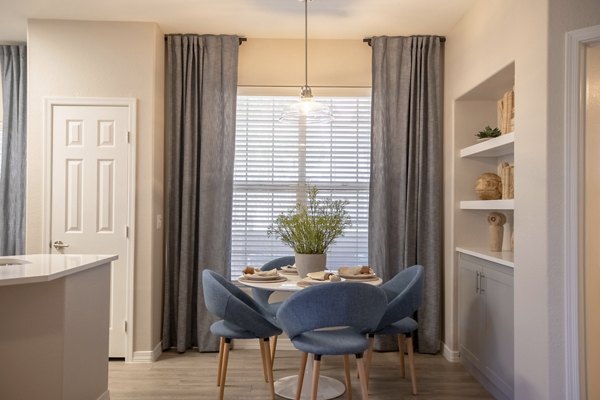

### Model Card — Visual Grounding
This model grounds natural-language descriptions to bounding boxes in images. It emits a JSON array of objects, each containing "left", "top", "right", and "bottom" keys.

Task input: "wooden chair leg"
[
  {"left": 397, "top": 334, "right": 406, "bottom": 378},
  {"left": 296, "top": 352, "right": 308, "bottom": 400},
  {"left": 343, "top": 354, "right": 353, "bottom": 400},
  {"left": 217, "top": 337, "right": 225, "bottom": 386},
  {"left": 311, "top": 355, "right": 322, "bottom": 400},
  {"left": 259, "top": 338, "right": 269, "bottom": 382},
  {"left": 219, "top": 338, "right": 231, "bottom": 400},
  {"left": 270, "top": 335, "right": 278, "bottom": 365},
  {"left": 406, "top": 335, "right": 417, "bottom": 395},
  {"left": 263, "top": 338, "right": 276, "bottom": 400},
  {"left": 355, "top": 353, "right": 369, "bottom": 400},
  {"left": 365, "top": 334, "right": 375, "bottom": 387}
]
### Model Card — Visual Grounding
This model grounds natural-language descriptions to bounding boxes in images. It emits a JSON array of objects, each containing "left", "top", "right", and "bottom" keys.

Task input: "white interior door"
[
  {"left": 585, "top": 43, "right": 600, "bottom": 400},
  {"left": 50, "top": 104, "right": 131, "bottom": 358}
]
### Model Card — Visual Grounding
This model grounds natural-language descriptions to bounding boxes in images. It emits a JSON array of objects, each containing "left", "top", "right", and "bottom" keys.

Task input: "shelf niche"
[{"left": 453, "top": 62, "right": 515, "bottom": 253}]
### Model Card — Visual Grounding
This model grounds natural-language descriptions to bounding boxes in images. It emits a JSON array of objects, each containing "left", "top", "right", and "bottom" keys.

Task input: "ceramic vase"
[{"left": 295, "top": 253, "right": 327, "bottom": 278}]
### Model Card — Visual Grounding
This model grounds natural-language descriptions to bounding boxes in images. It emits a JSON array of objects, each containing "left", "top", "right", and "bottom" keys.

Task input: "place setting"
[
  {"left": 296, "top": 266, "right": 378, "bottom": 287},
  {"left": 238, "top": 266, "right": 288, "bottom": 283},
  {"left": 279, "top": 264, "right": 298, "bottom": 274},
  {"left": 337, "top": 266, "right": 379, "bottom": 281}
]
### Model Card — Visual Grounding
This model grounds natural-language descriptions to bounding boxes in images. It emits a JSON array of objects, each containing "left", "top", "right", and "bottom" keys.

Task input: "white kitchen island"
[{"left": 0, "top": 254, "right": 117, "bottom": 400}]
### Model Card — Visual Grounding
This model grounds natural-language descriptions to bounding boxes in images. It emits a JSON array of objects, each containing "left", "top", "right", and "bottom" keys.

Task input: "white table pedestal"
[{"left": 274, "top": 355, "right": 346, "bottom": 400}]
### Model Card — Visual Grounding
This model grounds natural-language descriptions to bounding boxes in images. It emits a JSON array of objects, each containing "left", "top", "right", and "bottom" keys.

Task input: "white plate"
[
  {"left": 297, "top": 276, "right": 335, "bottom": 286},
  {"left": 242, "top": 273, "right": 285, "bottom": 281},
  {"left": 338, "top": 266, "right": 375, "bottom": 279}
]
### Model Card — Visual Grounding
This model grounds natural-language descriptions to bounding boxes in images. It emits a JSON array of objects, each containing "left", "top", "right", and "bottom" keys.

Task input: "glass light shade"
[
  {"left": 279, "top": 86, "right": 333, "bottom": 125},
  {"left": 279, "top": 99, "right": 333, "bottom": 125}
]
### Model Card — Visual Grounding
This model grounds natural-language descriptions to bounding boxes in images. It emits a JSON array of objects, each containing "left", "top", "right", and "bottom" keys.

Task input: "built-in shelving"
[
  {"left": 460, "top": 132, "right": 515, "bottom": 158},
  {"left": 454, "top": 62, "right": 515, "bottom": 400},
  {"left": 456, "top": 246, "right": 514, "bottom": 268},
  {"left": 460, "top": 199, "right": 514, "bottom": 210}
]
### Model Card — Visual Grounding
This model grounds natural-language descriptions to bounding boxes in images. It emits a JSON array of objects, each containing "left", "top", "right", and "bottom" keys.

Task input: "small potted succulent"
[
  {"left": 267, "top": 185, "right": 351, "bottom": 277},
  {"left": 475, "top": 126, "right": 502, "bottom": 141}
]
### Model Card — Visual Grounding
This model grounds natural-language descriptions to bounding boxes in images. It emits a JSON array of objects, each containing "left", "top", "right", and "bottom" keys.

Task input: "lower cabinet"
[{"left": 458, "top": 252, "right": 514, "bottom": 400}]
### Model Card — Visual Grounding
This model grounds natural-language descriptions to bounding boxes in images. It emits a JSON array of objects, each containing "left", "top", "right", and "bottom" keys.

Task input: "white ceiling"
[{"left": 0, "top": 0, "right": 478, "bottom": 42}]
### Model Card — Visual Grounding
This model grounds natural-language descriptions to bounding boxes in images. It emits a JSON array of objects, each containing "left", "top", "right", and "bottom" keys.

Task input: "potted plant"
[
  {"left": 267, "top": 185, "right": 351, "bottom": 277},
  {"left": 475, "top": 126, "right": 502, "bottom": 141}
]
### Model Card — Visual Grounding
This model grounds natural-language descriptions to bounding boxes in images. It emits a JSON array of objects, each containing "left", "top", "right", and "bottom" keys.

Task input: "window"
[{"left": 231, "top": 95, "right": 371, "bottom": 278}]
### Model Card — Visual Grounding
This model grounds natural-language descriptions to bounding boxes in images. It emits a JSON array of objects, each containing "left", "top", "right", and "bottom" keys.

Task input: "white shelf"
[
  {"left": 456, "top": 247, "right": 514, "bottom": 268},
  {"left": 460, "top": 132, "right": 515, "bottom": 158},
  {"left": 460, "top": 199, "right": 514, "bottom": 210}
]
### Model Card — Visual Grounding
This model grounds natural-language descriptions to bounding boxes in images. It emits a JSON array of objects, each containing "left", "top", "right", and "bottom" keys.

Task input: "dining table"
[{"left": 238, "top": 268, "right": 382, "bottom": 400}]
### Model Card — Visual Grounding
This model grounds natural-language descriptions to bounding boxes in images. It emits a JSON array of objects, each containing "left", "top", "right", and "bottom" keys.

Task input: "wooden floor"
[{"left": 109, "top": 349, "right": 492, "bottom": 400}]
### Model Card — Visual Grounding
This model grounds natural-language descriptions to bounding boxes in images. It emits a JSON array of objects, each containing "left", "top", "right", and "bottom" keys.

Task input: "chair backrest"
[
  {"left": 260, "top": 256, "right": 295, "bottom": 271},
  {"left": 252, "top": 256, "right": 296, "bottom": 306},
  {"left": 202, "top": 270, "right": 280, "bottom": 337},
  {"left": 276, "top": 282, "right": 387, "bottom": 339},
  {"left": 376, "top": 265, "right": 425, "bottom": 330}
]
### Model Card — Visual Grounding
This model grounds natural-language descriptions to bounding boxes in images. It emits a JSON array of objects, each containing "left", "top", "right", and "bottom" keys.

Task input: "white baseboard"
[
  {"left": 441, "top": 341, "right": 460, "bottom": 363},
  {"left": 131, "top": 341, "right": 162, "bottom": 363},
  {"left": 97, "top": 389, "right": 110, "bottom": 400}
]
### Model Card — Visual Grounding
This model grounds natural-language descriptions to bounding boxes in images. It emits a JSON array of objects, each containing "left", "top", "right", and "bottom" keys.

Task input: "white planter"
[{"left": 295, "top": 253, "right": 327, "bottom": 278}]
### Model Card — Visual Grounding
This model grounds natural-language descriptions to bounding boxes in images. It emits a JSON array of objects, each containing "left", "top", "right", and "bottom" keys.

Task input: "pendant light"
[{"left": 279, "top": 0, "right": 333, "bottom": 125}]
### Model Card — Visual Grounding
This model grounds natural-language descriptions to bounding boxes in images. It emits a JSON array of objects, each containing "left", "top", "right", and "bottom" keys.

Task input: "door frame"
[
  {"left": 42, "top": 97, "right": 137, "bottom": 362},
  {"left": 565, "top": 25, "right": 600, "bottom": 400}
]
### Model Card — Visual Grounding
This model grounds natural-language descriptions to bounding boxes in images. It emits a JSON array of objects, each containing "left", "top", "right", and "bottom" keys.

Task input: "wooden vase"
[
  {"left": 475, "top": 173, "right": 502, "bottom": 200},
  {"left": 488, "top": 212, "right": 507, "bottom": 252}
]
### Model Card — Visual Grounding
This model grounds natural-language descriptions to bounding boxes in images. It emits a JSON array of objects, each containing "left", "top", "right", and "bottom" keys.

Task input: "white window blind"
[{"left": 231, "top": 95, "right": 371, "bottom": 278}]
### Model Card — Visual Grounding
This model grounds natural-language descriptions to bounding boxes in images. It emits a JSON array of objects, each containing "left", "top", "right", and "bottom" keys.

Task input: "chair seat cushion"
[
  {"left": 374, "top": 317, "right": 418, "bottom": 335},
  {"left": 210, "top": 320, "right": 281, "bottom": 339},
  {"left": 290, "top": 327, "right": 369, "bottom": 355}
]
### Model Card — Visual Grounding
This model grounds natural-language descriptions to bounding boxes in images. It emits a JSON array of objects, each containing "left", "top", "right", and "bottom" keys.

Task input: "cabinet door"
[
  {"left": 482, "top": 265, "right": 514, "bottom": 397},
  {"left": 458, "top": 256, "right": 484, "bottom": 367}
]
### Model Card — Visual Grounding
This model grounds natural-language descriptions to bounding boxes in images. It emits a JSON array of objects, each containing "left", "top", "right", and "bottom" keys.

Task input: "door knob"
[{"left": 52, "top": 240, "right": 70, "bottom": 250}]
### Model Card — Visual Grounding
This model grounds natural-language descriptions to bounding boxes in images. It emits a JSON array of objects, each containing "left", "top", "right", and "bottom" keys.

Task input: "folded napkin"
[
  {"left": 255, "top": 269, "right": 279, "bottom": 277},
  {"left": 307, "top": 271, "right": 341, "bottom": 281},
  {"left": 242, "top": 267, "right": 279, "bottom": 277},
  {"left": 338, "top": 266, "right": 374, "bottom": 277}
]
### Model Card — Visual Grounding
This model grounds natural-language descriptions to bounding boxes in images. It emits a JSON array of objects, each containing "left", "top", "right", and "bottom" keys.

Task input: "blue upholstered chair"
[
  {"left": 251, "top": 256, "right": 295, "bottom": 316},
  {"left": 364, "top": 265, "right": 424, "bottom": 395},
  {"left": 202, "top": 269, "right": 282, "bottom": 400},
  {"left": 251, "top": 256, "right": 295, "bottom": 362},
  {"left": 276, "top": 282, "right": 387, "bottom": 400}
]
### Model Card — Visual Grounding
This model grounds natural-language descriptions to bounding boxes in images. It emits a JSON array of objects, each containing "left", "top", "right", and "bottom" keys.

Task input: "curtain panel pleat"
[
  {"left": 0, "top": 45, "right": 27, "bottom": 256},
  {"left": 162, "top": 34, "right": 239, "bottom": 352},
  {"left": 369, "top": 36, "right": 443, "bottom": 354}
]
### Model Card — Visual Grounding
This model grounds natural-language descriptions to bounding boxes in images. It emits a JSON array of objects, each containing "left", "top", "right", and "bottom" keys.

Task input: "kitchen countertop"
[{"left": 0, "top": 254, "right": 118, "bottom": 286}]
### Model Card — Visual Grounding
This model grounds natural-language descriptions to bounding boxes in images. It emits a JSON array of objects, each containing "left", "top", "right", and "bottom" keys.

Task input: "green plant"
[
  {"left": 476, "top": 126, "right": 502, "bottom": 139},
  {"left": 267, "top": 186, "right": 352, "bottom": 254}
]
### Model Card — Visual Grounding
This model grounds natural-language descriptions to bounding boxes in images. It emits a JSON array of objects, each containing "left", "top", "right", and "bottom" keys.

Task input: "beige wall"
[
  {"left": 238, "top": 38, "right": 371, "bottom": 95},
  {"left": 445, "top": 4, "right": 550, "bottom": 397},
  {"left": 585, "top": 44, "right": 600, "bottom": 400},
  {"left": 446, "top": 0, "right": 600, "bottom": 398},
  {"left": 26, "top": 20, "right": 165, "bottom": 355}
]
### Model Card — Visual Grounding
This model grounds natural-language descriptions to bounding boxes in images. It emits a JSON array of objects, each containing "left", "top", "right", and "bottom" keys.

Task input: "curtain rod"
[
  {"left": 363, "top": 36, "right": 446, "bottom": 46},
  {"left": 163, "top": 36, "right": 247, "bottom": 45},
  {"left": 238, "top": 84, "right": 371, "bottom": 89}
]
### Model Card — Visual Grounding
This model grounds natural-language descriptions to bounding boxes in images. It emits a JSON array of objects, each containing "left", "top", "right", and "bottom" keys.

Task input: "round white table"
[
  {"left": 238, "top": 272, "right": 382, "bottom": 400},
  {"left": 237, "top": 271, "right": 382, "bottom": 292}
]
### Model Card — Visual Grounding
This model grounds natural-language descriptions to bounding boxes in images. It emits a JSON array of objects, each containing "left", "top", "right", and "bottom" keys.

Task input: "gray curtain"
[
  {"left": 0, "top": 45, "right": 27, "bottom": 256},
  {"left": 369, "top": 36, "right": 443, "bottom": 354},
  {"left": 162, "top": 35, "right": 239, "bottom": 353}
]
